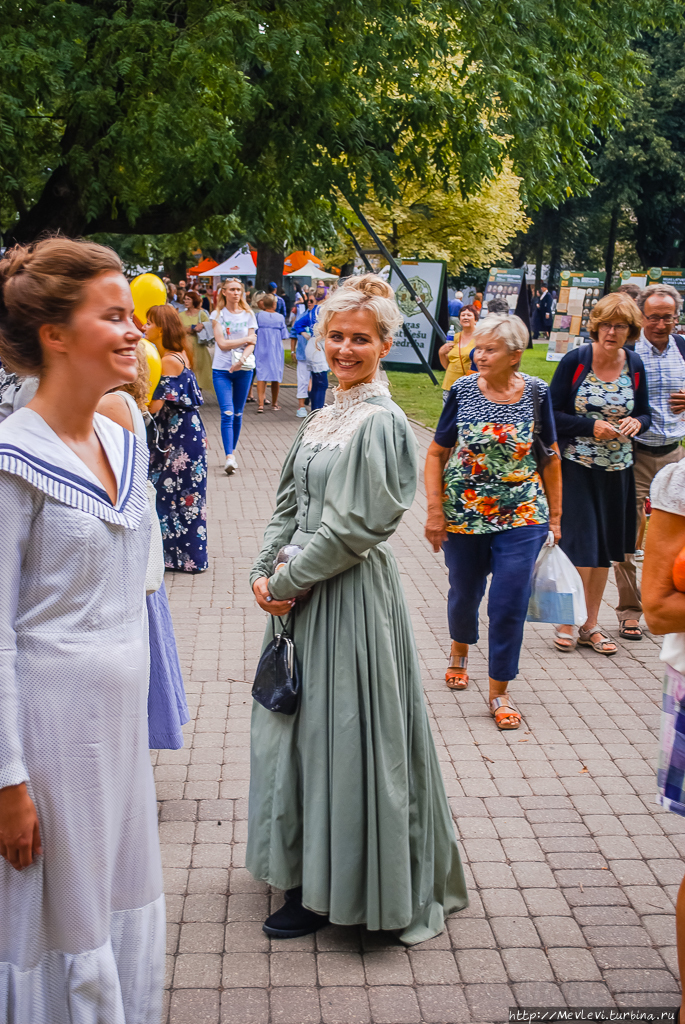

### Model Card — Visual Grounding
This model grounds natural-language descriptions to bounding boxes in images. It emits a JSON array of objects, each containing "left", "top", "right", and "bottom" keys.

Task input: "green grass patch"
[
  {"left": 385, "top": 371, "right": 447, "bottom": 430},
  {"left": 520, "top": 343, "right": 556, "bottom": 384},
  {"left": 387, "top": 343, "right": 556, "bottom": 430}
]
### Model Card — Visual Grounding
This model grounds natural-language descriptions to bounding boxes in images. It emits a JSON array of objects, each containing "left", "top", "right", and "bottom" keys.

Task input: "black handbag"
[
  {"left": 531, "top": 379, "right": 556, "bottom": 471},
  {"left": 252, "top": 614, "right": 300, "bottom": 715}
]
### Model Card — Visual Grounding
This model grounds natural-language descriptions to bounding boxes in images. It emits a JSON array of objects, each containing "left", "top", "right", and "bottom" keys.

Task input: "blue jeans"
[
  {"left": 442, "top": 525, "right": 548, "bottom": 681},
  {"left": 310, "top": 371, "right": 329, "bottom": 410},
  {"left": 213, "top": 368, "right": 253, "bottom": 455}
]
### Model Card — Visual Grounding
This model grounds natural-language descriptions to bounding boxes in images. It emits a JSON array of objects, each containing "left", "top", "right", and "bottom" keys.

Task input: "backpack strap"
[
  {"left": 570, "top": 343, "right": 639, "bottom": 396},
  {"left": 531, "top": 378, "right": 542, "bottom": 437},
  {"left": 570, "top": 345, "right": 592, "bottom": 392},
  {"left": 673, "top": 334, "right": 685, "bottom": 362}
]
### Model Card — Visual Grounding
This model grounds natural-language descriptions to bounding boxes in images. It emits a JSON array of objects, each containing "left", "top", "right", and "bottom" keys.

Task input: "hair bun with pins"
[
  {"left": 342, "top": 274, "right": 395, "bottom": 300},
  {"left": 314, "top": 272, "right": 403, "bottom": 345}
]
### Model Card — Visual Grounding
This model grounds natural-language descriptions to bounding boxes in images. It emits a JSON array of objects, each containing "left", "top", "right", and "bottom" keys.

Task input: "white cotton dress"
[{"left": 0, "top": 408, "right": 165, "bottom": 1024}]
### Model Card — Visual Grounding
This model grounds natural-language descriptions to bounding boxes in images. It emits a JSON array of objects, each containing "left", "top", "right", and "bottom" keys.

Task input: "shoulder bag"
[
  {"left": 531, "top": 379, "right": 556, "bottom": 472},
  {"left": 196, "top": 313, "right": 215, "bottom": 346}
]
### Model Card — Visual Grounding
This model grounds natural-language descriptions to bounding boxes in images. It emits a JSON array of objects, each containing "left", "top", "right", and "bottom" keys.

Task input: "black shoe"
[{"left": 263, "top": 887, "right": 329, "bottom": 938}]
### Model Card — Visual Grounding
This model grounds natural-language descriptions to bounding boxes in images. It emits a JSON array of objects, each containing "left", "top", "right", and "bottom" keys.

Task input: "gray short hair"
[
  {"left": 638, "top": 283, "right": 683, "bottom": 314},
  {"left": 472, "top": 313, "right": 529, "bottom": 353}
]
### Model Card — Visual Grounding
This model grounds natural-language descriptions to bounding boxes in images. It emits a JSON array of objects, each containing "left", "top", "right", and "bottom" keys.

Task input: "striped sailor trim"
[{"left": 0, "top": 431, "right": 149, "bottom": 529}]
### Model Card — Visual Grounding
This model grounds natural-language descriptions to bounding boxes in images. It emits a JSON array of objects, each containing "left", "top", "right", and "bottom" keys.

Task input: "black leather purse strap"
[
  {"left": 271, "top": 609, "right": 295, "bottom": 638},
  {"left": 531, "top": 379, "right": 556, "bottom": 466}
]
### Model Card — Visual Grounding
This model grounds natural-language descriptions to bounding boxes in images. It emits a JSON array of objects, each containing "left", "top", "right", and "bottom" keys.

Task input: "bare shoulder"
[
  {"left": 161, "top": 352, "right": 186, "bottom": 376},
  {"left": 97, "top": 392, "right": 134, "bottom": 432}
]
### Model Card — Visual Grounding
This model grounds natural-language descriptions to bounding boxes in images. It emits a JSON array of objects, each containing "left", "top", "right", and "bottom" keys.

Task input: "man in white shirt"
[{"left": 614, "top": 283, "right": 685, "bottom": 638}]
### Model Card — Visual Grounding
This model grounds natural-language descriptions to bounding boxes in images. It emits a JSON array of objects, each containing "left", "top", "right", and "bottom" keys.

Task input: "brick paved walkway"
[{"left": 159, "top": 371, "right": 683, "bottom": 1023}]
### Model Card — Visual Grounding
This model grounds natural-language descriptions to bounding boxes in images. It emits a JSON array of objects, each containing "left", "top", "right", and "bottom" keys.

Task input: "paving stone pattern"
[{"left": 159, "top": 374, "right": 684, "bottom": 1023}]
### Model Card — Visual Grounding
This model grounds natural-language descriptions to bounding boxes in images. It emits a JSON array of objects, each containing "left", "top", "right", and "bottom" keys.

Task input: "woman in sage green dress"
[{"left": 249, "top": 275, "right": 467, "bottom": 945}]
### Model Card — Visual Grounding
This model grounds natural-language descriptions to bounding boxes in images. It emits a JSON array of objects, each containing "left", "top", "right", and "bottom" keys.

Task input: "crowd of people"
[{"left": 2, "top": 238, "right": 685, "bottom": 1019}]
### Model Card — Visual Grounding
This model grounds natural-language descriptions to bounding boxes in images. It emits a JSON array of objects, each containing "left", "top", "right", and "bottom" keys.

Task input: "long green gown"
[{"left": 247, "top": 381, "right": 467, "bottom": 945}]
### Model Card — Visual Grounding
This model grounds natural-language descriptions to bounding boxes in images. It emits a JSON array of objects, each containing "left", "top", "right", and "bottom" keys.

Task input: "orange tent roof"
[
  {"left": 187, "top": 257, "right": 219, "bottom": 276},
  {"left": 283, "top": 250, "right": 323, "bottom": 273}
]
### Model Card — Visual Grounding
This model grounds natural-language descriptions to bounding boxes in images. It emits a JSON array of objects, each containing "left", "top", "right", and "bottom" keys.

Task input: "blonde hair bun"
[
  {"left": 342, "top": 274, "right": 395, "bottom": 300},
  {"left": 314, "top": 273, "right": 403, "bottom": 345}
]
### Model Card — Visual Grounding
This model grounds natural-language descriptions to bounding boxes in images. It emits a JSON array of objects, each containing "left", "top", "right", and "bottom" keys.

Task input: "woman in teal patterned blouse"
[
  {"left": 425, "top": 315, "right": 562, "bottom": 730},
  {"left": 550, "top": 292, "right": 650, "bottom": 655}
]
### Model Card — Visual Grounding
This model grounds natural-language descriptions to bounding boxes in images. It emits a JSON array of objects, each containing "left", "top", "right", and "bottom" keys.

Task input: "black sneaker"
[{"left": 263, "top": 887, "right": 329, "bottom": 938}]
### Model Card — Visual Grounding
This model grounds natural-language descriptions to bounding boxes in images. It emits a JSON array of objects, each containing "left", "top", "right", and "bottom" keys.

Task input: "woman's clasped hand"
[{"left": 251, "top": 575, "right": 295, "bottom": 616}]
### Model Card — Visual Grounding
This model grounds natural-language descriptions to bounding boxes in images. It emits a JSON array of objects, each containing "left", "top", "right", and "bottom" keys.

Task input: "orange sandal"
[
  {"left": 490, "top": 696, "right": 521, "bottom": 730},
  {"left": 446, "top": 655, "right": 469, "bottom": 690}
]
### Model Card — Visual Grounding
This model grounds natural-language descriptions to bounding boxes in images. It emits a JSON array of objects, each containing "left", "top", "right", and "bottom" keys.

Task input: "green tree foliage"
[
  {"left": 606, "top": 33, "right": 685, "bottom": 266},
  {"left": 324, "top": 164, "right": 529, "bottom": 274},
  {"left": 0, "top": 0, "right": 678, "bottom": 246},
  {"left": 511, "top": 27, "right": 685, "bottom": 282}
]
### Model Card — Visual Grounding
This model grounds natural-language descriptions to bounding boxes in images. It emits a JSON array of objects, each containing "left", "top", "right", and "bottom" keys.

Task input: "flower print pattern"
[
  {"left": 151, "top": 368, "right": 208, "bottom": 572},
  {"left": 563, "top": 370, "right": 634, "bottom": 471},
  {"left": 442, "top": 375, "right": 551, "bottom": 534}
]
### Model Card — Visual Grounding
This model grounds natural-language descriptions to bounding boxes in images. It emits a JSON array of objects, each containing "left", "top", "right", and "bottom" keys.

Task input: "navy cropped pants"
[{"left": 443, "top": 524, "right": 547, "bottom": 681}]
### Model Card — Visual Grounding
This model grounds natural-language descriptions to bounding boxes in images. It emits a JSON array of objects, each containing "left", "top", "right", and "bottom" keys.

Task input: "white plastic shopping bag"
[{"left": 526, "top": 532, "right": 587, "bottom": 626}]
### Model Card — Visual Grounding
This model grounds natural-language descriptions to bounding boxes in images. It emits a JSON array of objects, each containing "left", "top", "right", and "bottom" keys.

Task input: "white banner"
[{"left": 387, "top": 261, "right": 445, "bottom": 365}]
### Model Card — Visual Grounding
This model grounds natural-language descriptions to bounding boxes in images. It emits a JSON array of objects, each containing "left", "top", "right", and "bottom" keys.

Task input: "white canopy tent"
[
  {"left": 199, "top": 248, "right": 256, "bottom": 277},
  {"left": 285, "top": 261, "right": 339, "bottom": 281}
]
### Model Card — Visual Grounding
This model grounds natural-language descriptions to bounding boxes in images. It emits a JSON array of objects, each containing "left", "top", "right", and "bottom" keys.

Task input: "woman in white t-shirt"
[
  {"left": 643, "top": 459, "right": 685, "bottom": 1018},
  {"left": 211, "top": 278, "right": 257, "bottom": 475}
]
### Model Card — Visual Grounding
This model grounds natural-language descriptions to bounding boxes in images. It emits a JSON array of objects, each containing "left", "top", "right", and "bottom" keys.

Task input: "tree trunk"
[
  {"left": 255, "top": 241, "right": 285, "bottom": 291},
  {"left": 546, "top": 207, "right": 562, "bottom": 291},
  {"left": 4, "top": 165, "right": 88, "bottom": 244},
  {"left": 164, "top": 253, "right": 187, "bottom": 284},
  {"left": 535, "top": 209, "right": 546, "bottom": 291},
  {"left": 604, "top": 206, "right": 619, "bottom": 295},
  {"left": 340, "top": 260, "right": 355, "bottom": 277}
]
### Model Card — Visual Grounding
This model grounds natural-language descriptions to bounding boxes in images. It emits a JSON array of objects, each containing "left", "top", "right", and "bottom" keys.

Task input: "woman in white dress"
[{"left": 0, "top": 238, "right": 164, "bottom": 1023}]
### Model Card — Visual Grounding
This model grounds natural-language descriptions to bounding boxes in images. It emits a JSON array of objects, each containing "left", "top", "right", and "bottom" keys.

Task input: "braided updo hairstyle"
[
  {"left": 0, "top": 237, "right": 123, "bottom": 375},
  {"left": 313, "top": 274, "right": 403, "bottom": 346}
]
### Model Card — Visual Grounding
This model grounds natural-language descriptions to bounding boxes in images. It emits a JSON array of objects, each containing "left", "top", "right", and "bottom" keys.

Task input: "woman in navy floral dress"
[{"left": 147, "top": 305, "right": 208, "bottom": 573}]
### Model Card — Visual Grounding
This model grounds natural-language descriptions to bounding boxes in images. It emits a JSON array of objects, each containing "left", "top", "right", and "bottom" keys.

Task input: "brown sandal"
[
  {"left": 578, "top": 625, "right": 617, "bottom": 656},
  {"left": 446, "top": 655, "right": 469, "bottom": 690},
  {"left": 490, "top": 696, "right": 521, "bottom": 730}
]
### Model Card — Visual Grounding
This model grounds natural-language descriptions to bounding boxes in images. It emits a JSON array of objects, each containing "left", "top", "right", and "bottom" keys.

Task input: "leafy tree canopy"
[
  {"left": 510, "top": 27, "right": 685, "bottom": 285},
  {"left": 0, "top": 0, "right": 679, "bottom": 247},
  {"left": 326, "top": 165, "right": 529, "bottom": 274}
]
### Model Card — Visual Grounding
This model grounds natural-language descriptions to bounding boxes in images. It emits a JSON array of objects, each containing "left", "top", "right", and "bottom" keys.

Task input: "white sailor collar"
[{"left": 0, "top": 407, "right": 149, "bottom": 529}]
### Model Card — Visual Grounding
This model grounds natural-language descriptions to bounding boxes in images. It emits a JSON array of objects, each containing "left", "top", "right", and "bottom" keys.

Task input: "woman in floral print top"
[
  {"left": 147, "top": 305, "right": 208, "bottom": 573},
  {"left": 425, "top": 315, "right": 562, "bottom": 731}
]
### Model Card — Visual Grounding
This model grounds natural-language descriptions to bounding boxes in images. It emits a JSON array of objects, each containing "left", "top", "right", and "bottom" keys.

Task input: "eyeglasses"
[
  {"left": 598, "top": 322, "right": 630, "bottom": 332},
  {"left": 644, "top": 315, "right": 677, "bottom": 325}
]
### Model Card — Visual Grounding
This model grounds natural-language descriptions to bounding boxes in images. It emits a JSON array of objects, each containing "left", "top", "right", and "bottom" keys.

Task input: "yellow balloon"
[
  {"left": 143, "top": 340, "right": 162, "bottom": 404},
  {"left": 130, "top": 273, "right": 167, "bottom": 324}
]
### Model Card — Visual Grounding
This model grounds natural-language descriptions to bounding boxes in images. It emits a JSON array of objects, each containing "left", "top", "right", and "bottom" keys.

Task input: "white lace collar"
[{"left": 301, "top": 380, "right": 391, "bottom": 451}]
